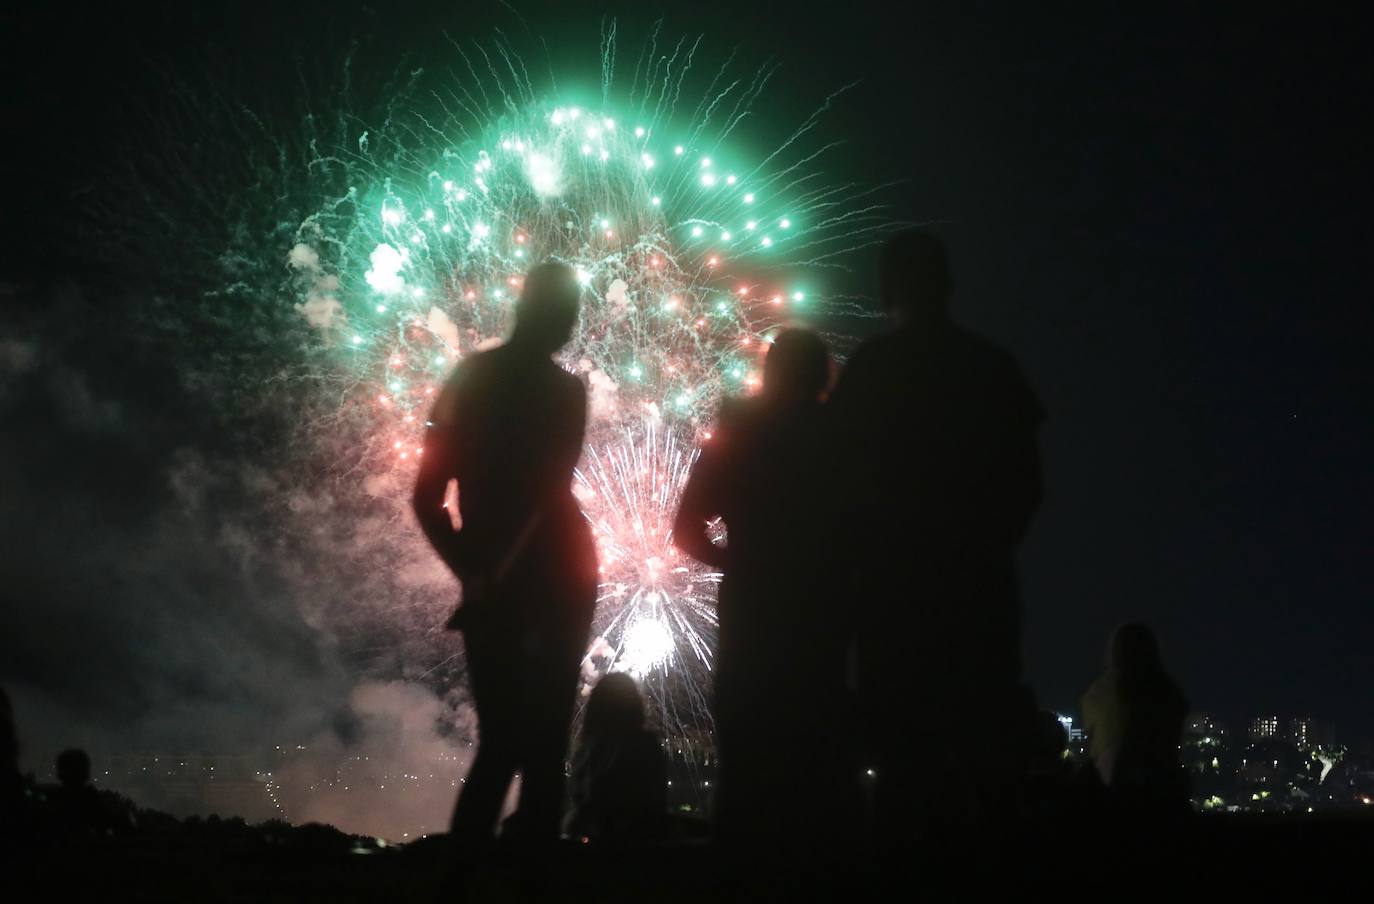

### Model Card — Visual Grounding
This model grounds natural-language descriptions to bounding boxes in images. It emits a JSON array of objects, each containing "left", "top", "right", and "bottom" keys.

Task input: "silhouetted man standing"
[
  {"left": 414, "top": 262, "right": 597, "bottom": 847},
  {"left": 828, "top": 229, "right": 1043, "bottom": 845}
]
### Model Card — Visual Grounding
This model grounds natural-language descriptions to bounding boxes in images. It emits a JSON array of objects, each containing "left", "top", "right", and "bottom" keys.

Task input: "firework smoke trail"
[{"left": 275, "top": 25, "right": 899, "bottom": 750}]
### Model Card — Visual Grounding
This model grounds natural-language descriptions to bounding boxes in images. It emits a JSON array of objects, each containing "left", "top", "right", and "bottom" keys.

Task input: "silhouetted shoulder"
[
  {"left": 827, "top": 329, "right": 912, "bottom": 399},
  {"left": 553, "top": 362, "right": 586, "bottom": 398},
  {"left": 942, "top": 322, "right": 1031, "bottom": 370},
  {"left": 833, "top": 329, "right": 902, "bottom": 376},
  {"left": 548, "top": 364, "right": 587, "bottom": 433},
  {"left": 714, "top": 395, "right": 755, "bottom": 429},
  {"left": 949, "top": 324, "right": 1044, "bottom": 420},
  {"left": 707, "top": 396, "right": 769, "bottom": 452},
  {"left": 835, "top": 323, "right": 1040, "bottom": 407},
  {"left": 429, "top": 356, "right": 480, "bottom": 429}
]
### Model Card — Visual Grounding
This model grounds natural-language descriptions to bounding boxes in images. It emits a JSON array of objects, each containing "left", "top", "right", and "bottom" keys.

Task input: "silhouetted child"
[
  {"left": 1080, "top": 624, "right": 1189, "bottom": 817},
  {"left": 566, "top": 673, "right": 667, "bottom": 843}
]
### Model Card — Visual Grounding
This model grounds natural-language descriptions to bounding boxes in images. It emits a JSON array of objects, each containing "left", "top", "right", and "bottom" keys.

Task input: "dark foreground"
[{"left": 9, "top": 812, "right": 1373, "bottom": 900}]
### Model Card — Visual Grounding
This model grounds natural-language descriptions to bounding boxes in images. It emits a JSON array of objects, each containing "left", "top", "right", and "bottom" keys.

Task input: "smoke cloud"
[
  {"left": 0, "top": 285, "right": 474, "bottom": 840},
  {"left": 270, "top": 681, "right": 479, "bottom": 841}
]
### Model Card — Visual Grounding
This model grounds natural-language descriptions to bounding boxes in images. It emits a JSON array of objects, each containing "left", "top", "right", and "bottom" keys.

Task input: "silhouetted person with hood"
[
  {"left": 566, "top": 673, "right": 667, "bottom": 843},
  {"left": 1081, "top": 623, "right": 1189, "bottom": 815},
  {"left": 414, "top": 261, "right": 597, "bottom": 847},
  {"left": 675, "top": 329, "right": 859, "bottom": 858},
  {"left": 827, "top": 229, "right": 1044, "bottom": 844}
]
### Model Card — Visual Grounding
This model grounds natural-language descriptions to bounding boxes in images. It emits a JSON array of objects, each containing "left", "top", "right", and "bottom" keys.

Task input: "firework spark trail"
[
  {"left": 575, "top": 422, "right": 720, "bottom": 683},
  {"left": 273, "top": 24, "right": 901, "bottom": 751}
]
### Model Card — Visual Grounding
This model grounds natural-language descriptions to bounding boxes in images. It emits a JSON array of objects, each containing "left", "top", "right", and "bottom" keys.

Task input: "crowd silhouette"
[
  {"left": 402, "top": 227, "right": 1192, "bottom": 894},
  {"left": 1, "top": 230, "right": 1204, "bottom": 897}
]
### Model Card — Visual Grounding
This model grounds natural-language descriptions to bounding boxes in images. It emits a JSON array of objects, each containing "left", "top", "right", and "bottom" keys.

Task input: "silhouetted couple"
[{"left": 675, "top": 229, "right": 1044, "bottom": 858}]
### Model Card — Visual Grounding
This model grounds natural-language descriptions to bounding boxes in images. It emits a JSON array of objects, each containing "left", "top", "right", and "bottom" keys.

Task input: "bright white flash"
[
  {"left": 620, "top": 615, "right": 675, "bottom": 676},
  {"left": 524, "top": 152, "right": 560, "bottom": 196},
  {"left": 364, "top": 243, "right": 406, "bottom": 295}
]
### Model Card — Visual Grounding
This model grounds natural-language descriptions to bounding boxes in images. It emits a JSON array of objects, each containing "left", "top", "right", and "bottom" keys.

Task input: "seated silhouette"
[
  {"left": 826, "top": 228, "right": 1044, "bottom": 843},
  {"left": 566, "top": 673, "right": 667, "bottom": 843},
  {"left": 413, "top": 261, "right": 598, "bottom": 847},
  {"left": 1081, "top": 623, "right": 1189, "bottom": 817}
]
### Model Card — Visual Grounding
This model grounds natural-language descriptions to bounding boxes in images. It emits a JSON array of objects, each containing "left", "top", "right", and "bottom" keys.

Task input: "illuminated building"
[{"left": 1287, "top": 717, "right": 1335, "bottom": 749}]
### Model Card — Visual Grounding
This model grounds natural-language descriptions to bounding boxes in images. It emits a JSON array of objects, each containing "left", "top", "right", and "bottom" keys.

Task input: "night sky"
[{"left": 2, "top": 0, "right": 1370, "bottom": 762}]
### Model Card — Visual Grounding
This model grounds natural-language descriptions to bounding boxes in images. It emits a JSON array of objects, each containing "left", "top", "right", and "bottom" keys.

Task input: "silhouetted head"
[
  {"left": 511, "top": 261, "right": 581, "bottom": 354},
  {"left": 56, "top": 748, "right": 91, "bottom": 789},
  {"left": 879, "top": 228, "right": 953, "bottom": 325},
  {"left": 1107, "top": 623, "right": 1164, "bottom": 676},
  {"left": 582, "top": 673, "right": 647, "bottom": 740},
  {"left": 762, "top": 329, "right": 830, "bottom": 408}
]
